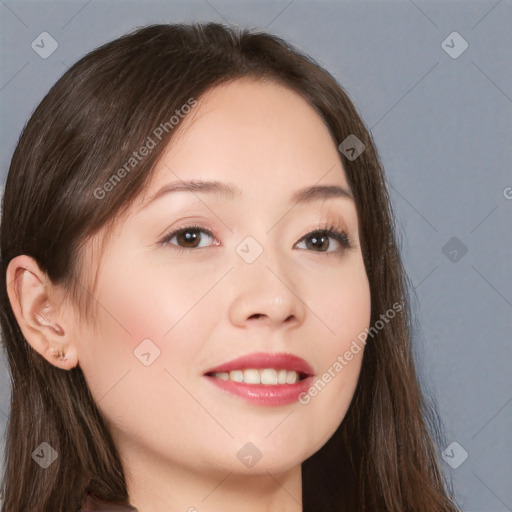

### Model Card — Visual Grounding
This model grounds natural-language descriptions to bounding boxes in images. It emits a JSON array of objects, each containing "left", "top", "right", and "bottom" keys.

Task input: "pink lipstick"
[{"left": 204, "top": 352, "right": 314, "bottom": 406}]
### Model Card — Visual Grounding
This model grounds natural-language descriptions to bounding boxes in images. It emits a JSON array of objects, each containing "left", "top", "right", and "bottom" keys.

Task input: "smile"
[{"left": 204, "top": 352, "right": 315, "bottom": 406}]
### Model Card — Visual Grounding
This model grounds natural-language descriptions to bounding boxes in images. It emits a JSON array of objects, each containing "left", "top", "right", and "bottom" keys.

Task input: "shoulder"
[{"left": 80, "top": 491, "right": 138, "bottom": 511}]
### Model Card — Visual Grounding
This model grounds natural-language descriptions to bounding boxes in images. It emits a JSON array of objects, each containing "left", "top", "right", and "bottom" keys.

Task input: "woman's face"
[{"left": 75, "top": 78, "right": 371, "bottom": 483}]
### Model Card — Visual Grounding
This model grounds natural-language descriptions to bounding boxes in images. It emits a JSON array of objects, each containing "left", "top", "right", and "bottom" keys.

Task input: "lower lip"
[{"left": 205, "top": 375, "right": 314, "bottom": 406}]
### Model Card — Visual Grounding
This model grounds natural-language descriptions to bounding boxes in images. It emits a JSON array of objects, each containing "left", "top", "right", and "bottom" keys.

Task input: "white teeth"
[
  {"left": 229, "top": 370, "right": 244, "bottom": 382},
  {"left": 286, "top": 370, "right": 298, "bottom": 384},
  {"left": 212, "top": 368, "right": 301, "bottom": 385},
  {"left": 260, "top": 368, "right": 277, "bottom": 385},
  {"left": 243, "top": 369, "right": 261, "bottom": 384}
]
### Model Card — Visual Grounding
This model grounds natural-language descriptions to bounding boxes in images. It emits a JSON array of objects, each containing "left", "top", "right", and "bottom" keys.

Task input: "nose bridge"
[{"left": 228, "top": 232, "right": 306, "bottom": 327}]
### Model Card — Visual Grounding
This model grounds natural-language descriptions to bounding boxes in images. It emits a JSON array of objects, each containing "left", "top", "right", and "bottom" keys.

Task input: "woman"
[{"left": 0, "top": 22, "right": 461, "bottom": 511}]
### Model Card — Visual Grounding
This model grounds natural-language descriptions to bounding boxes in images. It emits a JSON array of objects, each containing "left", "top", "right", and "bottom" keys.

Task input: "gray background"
[{"left": 0, "top": 1, "right": 511, "bottom": 510}]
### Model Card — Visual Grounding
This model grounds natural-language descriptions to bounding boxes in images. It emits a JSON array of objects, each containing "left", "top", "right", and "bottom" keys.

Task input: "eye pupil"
[
  {"left": 307, "top": 233, "right": 329, "bottom": 251},
  {"left": 178, "top": 229, "right": 200, "bottom": 248}
]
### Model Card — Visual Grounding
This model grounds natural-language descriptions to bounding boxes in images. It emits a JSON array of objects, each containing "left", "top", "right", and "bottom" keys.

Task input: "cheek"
[
  {"left": 86, "top": 253, "right": 211, "bottom": 350},
  {"left": 307, "top": 255, "right": 371, "bottom": 346},
  {"left": 76, "top": 267, "right": 214, "bottom": 454},
  {"left": 76, "top": 261, "right": 205, "bottom": 410},
  {"left": 294, "top": 256, "right": 370, "bottom": 434}
]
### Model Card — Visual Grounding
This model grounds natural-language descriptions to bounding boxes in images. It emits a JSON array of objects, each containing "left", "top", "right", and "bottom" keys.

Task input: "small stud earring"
[{"left": 49, "top": 346, "right": 66, "bottom": 360}]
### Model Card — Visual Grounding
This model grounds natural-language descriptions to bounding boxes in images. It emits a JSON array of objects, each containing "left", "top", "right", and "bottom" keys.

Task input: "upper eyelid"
[{"left": 162, "top": 221, "right": 348, "bottom": 237}]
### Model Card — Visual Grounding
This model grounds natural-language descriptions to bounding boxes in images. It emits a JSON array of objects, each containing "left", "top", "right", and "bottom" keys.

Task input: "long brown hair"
[{"left": 0, "top": 23, "right": 460, "bottom": 511}]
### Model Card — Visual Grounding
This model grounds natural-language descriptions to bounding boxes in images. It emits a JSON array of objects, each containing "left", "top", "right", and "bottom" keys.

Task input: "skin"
[{"left": 7, "top": 78, "right": 371, "bottom": 512}]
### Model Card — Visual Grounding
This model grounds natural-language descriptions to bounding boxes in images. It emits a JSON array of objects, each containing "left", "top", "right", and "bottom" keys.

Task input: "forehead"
[{"left": 137, "top": 77, "right": 350, "bottom": 208}]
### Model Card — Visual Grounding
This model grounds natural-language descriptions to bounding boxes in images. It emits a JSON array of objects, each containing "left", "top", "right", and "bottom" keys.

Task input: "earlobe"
[{"left": 5, "top": 255, "right": 79, "bottom": 370}]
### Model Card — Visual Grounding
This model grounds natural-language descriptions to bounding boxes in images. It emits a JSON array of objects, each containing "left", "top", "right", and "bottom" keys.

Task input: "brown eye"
[
  {"left": 294, "top": 227, "right": 351, "bottom": 255},
  {"left": 305, "top": 232, "right": 330, "bottom": 251},
  {"left": 160, "top": 225, "right": 217, "bottom": 250}
]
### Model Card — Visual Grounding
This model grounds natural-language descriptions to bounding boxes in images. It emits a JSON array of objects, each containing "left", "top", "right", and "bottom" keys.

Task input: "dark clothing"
[{"left": 81, "top": 492, "right": 138, "bottom": 511}]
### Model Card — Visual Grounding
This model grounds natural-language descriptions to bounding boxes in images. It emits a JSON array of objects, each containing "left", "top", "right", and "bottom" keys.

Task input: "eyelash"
[{"left": 158, "top": 222, "right": 353, "bottom": 256}]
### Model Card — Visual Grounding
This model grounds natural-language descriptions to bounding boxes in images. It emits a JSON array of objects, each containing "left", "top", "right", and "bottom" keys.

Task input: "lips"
[{"left": 204, "top": 352, "right": 315, "bottom": 406}]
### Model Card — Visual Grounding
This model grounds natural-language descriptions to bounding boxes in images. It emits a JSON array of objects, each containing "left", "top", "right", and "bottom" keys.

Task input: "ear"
[{"left": 6, "top": 254, "right": 78, "bottom": 370}]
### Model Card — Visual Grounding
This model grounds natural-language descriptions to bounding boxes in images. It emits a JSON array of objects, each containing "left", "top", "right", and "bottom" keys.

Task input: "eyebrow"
[{"left": 141, "top": 179, "right": 354, "bottom": 209}]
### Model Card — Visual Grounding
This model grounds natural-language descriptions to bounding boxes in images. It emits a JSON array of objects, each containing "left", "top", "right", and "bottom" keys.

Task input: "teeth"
[
  {"left": 260, "top": 368, "right": 277, "bottom": 385},
  {"left": 212, "top": 368, "right": 301, "bottom": 385},
  {"left": 229, "top": 370, "right": 244, "bottom": 382},
  {"left": 285, "top": 370, "right": 298, "bottom": 384},
  {"left": 243, "top": 369, "right": 261, "bottom": 384}
]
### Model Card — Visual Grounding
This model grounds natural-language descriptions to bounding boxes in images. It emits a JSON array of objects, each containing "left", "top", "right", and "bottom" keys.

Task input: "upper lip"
[{"left": 204, "top": 352, "right": 315, "bottom": 377}]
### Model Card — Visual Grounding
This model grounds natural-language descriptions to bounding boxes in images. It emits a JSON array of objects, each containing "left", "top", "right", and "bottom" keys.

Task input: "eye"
[
  {"left": 294, "top": 223, "right": 352, "bottom": 255},
  {"left": 158, "top": 222, "right": 352, "bottom": 255},
  {"left": 159, "top": 224, "right": 218, "bottom": 251}
]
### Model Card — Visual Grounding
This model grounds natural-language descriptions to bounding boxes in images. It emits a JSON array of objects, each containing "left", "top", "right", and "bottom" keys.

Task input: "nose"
[{"left": 228, "top": 257, "right": 307, "bottom": 330}]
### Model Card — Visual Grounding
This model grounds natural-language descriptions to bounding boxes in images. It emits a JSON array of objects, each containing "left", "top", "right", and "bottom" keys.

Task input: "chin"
[{"left": 201, "top": 436, "right": 314, "bottom": 476}]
